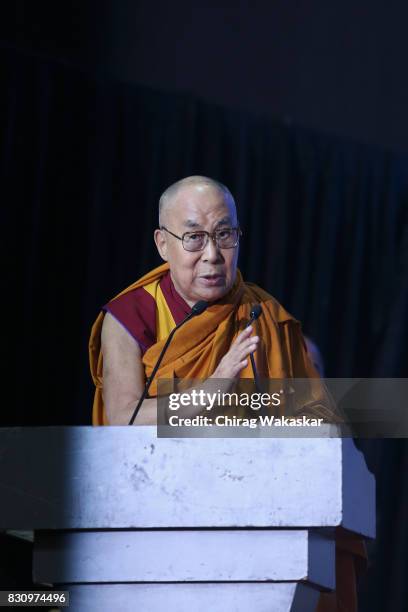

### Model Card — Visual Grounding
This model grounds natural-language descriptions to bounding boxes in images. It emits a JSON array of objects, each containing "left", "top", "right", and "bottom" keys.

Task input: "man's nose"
[{"left": 201, "top": 235, "right": 224, "bottom": 262}]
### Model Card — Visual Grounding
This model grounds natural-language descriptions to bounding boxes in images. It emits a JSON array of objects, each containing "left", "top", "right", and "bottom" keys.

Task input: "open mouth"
[{"left": 199, "top": 274, "right": 225, "bottom": 286}]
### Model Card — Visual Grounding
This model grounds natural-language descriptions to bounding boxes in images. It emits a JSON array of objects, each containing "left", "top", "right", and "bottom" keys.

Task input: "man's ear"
[{"left": 154, "top": 228, "right": 168, "bottom": 261}]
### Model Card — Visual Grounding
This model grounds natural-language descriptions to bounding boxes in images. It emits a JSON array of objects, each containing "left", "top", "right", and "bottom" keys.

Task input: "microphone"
[
  {"left": 249, "top": 304, "right": 262, "bottom": 321},
  {"left": 247, "top": 304, "right": 263, "bottom": 393},
  {"left": 191, "top": 300, "right": 209, "bottom": 316},
  {"left": 128, "top": 300, "right": 209, "bottom": 425}
]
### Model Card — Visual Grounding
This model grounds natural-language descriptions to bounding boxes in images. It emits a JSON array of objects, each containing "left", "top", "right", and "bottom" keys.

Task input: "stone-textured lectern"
[{"left": 0, "top": 427, "right": 375, "bottom": 611}]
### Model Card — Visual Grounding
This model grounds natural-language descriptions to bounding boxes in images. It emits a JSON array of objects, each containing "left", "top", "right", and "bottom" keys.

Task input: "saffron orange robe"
[
  {"left": 89, "top": 262, "right": 367, "bottom": 611},
  {"left": 89, "top": 263, "right": 337, "bottom": 426}
]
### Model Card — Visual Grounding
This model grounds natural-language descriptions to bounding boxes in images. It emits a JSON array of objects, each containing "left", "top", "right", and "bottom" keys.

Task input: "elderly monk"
[
  {"left": 89, "top": 175, "right": 335, "bottom": 426},
  {"left": 89, "top": 175, "right": 366, "bottom": 611}
]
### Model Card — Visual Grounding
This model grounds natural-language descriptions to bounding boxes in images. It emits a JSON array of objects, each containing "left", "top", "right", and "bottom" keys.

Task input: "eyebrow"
[
  {"left": 182, "top": 217, "right": 234, "bottom": 229},
  {"left": 183, "top": 220, "right": 202, "bottom": 229}
]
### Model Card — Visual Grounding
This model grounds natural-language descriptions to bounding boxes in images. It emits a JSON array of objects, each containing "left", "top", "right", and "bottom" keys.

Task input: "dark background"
[
  {"left": 1, "top": 1, "right": 407, "bottom": 610},
  {"left": 3, "top": 0, "right": 408, "bottom": 152}
]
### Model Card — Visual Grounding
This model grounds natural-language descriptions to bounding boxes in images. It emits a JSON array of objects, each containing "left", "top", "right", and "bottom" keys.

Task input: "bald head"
[{"left": 158, "top": 176, "right": 237, "bottom": 226}]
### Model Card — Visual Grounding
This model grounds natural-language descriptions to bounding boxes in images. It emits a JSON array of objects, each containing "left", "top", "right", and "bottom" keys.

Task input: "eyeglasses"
[{"left": 160, "top": 226, "right": 242, "bottom": 252}]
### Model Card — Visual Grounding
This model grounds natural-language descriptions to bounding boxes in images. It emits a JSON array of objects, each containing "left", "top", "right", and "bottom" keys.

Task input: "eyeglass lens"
[{"left": 182, "top": 229, "right": 239, "bottom": 251}]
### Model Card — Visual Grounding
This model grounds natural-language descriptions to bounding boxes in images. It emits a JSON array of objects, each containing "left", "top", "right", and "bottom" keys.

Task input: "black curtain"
[{"left": 1, "top": 46, "right": 407, "bottom": 610}]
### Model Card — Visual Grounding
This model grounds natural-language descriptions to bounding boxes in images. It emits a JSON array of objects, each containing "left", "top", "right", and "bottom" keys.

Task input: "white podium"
[{"left": 0, "top": 427, "right": 375, "bottom": 611}]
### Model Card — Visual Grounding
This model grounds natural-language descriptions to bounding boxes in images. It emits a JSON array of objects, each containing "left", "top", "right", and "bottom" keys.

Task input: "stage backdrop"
[{"left": 1, "top": 46, "right": 407, "bottom": 611}]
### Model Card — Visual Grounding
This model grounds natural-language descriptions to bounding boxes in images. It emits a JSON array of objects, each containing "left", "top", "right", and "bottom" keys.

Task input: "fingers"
[
  {"left": 232, "top": 327, "right": 260, "bottom": 374},
  {"left": 234, "top": 327, "right": 259, "bottom": 356},
  {"left": 235, "top": 326, "right": 259, "bottom": 346},
  {"left": 236, "top": 325, "right": 255, "bottom": 340},
  {"left": 215, "top": 326, "right": 260, "bottom": 378}
]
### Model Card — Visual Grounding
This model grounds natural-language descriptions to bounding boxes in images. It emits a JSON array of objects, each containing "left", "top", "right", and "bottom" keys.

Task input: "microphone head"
[
  {"left": 191, "top": 300, "right": 209, "bottom": 315},
  {"left": 250, "top": 304, "right": 262, "bottom": 321}
]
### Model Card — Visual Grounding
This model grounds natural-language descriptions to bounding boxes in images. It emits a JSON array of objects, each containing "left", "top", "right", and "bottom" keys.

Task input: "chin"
[{"left": 198, "top": 287, "right": 229, "bottom": 303}]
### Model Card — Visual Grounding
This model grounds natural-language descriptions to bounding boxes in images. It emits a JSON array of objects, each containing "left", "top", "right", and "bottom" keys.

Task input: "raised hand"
[{"left": 212, "top": 326, "right": 259, "bottom": 379}]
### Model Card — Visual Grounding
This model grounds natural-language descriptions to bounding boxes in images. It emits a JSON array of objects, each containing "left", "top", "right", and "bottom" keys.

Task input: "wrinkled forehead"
[{"left": 166, "top": 183, "right": 237, "bottom": 228}]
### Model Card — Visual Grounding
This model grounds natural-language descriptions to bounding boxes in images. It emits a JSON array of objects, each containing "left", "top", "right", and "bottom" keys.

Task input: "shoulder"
[
  {"left": 103, "top": 286, "right": 157, "bottom": 353},
  {"left": 101, "top": 312, "right": 142, "bottom": 358},
  {"left": 106, "top": 285, "right": 156, "bottom": 319},
  {"left": 101, "top": 310, "right": 133, "bottom": 342}
]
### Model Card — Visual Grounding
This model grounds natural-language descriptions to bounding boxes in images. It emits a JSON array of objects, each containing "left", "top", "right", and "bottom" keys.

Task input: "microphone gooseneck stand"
[
  {"left": 247, "top": 304, "right": 263, "bottom": 393},
  {"left": 128, "top": 300, "right": 208, "bottom": 425}
]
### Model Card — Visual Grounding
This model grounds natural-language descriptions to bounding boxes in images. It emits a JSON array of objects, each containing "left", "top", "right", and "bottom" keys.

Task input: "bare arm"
[
  {"left": 101, "top": 312, "right": 157, "bottom": 425},
  {"left": 102, "top": 313, "right": 260, "bottom": 425}
]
